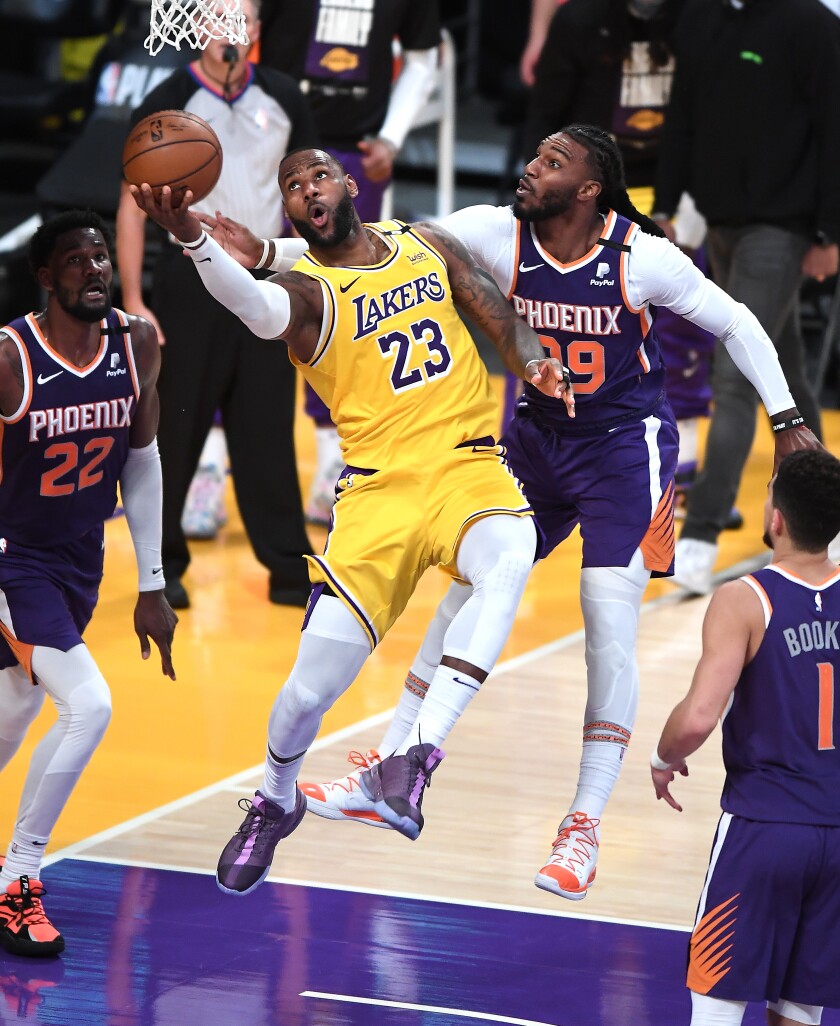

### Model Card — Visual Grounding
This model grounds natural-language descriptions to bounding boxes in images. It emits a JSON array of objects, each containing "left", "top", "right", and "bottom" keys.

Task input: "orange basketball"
[{"left": 122, "top": 110, "right": 222, "bottom": 203}]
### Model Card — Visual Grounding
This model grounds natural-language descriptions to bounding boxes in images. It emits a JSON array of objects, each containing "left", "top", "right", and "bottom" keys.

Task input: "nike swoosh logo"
[
  {"left": 37, "top": 371, "right": 63, "bottom": 384},
  {"left": 196, "top": 257, "right": 212, "bottom": 264},
  {"left": 452, "top": 675, "right": 480, "bottom": 692},
  {"left": 339, "top": 276, "right": 361, "bottom": 293},
  {"left": 152, "top": 567, "right": 163, "bottom": 575},
  {"left": 519, "top": 261, "right": 544, "bottom": 273}
]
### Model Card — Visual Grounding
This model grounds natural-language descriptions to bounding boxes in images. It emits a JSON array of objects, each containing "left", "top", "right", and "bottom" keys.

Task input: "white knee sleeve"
[
  {"left": 267, "top": 596, "right": 369, "bottom": 757},
  {"left": 0, "top": 665, "right": 46, "bottom": 763},
  {"left": 768, "top": 999, "right": 822, "bottom": 1025},
  {"left": 15, "top": 644, "right": 111, "bottom": 840},
  {"left": 579, "top": 550, "right": 649, "bottom": 741},
  {"left": 30, "top": 645, "right": 112, "bottom": 772},
  {"left": 448, "top": 514, "right": 536, "bottom": 672},
  {"left": 689, "top": 992, "right": 747, "bottom": 1025}
]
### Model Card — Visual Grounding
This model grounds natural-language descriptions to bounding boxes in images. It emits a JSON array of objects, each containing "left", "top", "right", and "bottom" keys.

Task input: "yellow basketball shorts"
[{"left": 305, "top": 443, "right": 532, "bottom": 648}]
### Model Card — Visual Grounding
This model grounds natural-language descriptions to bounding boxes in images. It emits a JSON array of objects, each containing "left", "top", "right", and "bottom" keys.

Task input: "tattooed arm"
[
  {"left": 412, "top": 221, "right": 573, "bottom": 409},
  {"left": 0, "top": 330, "right": 25, "bottom": 418}
]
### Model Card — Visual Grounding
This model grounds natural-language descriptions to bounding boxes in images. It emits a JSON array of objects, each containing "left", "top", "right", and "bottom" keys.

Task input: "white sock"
[
  {"left": 261, "top": 746, "right": 305, "bottom": 810},
  {"left": 1, "top": 828, "right": 50, "bottom": 885},
  {"left": 378, "top": 674, "right": 427, "bottom": 755},
  {"left": 396, "top": 664, "right": 481, "bottom": 753},
  {"left": 378, "top": 583, "right": 470, "bottom": 754},
  {"left": 568, "top": 739, "right": 625, "bottom": 821}
]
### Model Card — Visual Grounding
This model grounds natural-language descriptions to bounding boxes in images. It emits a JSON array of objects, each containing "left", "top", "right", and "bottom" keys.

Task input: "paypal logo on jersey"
[
  {"left": 591, "top": 261, "right": 614, "bottom": 286},
  {"left": 352, "top": 271, "right": 445, "bottom": 340},
  {"left": 107, "top": 352, "right": 127, "bottom": 377}
]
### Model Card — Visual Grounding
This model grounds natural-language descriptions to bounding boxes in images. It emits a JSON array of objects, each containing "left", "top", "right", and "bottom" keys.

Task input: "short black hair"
[
  {"left": 28, "top": 210, "right": 113, "bottom": 276},
  {"left": 773, "top": 449, "right": 840, "bottom": 552}
]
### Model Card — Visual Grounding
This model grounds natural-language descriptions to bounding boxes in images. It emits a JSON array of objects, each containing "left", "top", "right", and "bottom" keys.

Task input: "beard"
[
  {"left": 58, "top": 285, "right": 112, "bottom": 322},
  {"left": 513, "top": 183, "right": 579, "bottom": 222},
  {"left": 289, "top": 192, "right": 356, "bottom": 248},
  {"left": 762, "top": 529, "right": 772, "bottom": 549}
]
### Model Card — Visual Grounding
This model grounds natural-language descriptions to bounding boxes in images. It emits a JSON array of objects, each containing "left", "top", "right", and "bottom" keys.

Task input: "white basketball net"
[{"left": 145, "top": 0, "right": 249, "bottom": 56}]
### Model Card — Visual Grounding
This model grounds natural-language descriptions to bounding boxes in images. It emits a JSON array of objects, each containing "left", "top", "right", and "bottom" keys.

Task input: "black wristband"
[{"left": 771, "top": 416, "right": 805, "bottom": 434}]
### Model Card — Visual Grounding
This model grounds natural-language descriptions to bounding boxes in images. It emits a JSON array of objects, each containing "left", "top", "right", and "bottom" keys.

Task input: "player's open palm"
[
  {"left": 195, "top": 210, "right": 260, "bottom": 268},
  {"left": 134, "top": 591, "right": 178, "bottom": 680}
]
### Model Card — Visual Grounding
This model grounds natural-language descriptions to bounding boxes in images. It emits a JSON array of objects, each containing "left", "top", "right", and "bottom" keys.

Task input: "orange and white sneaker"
[
  {"left": 534, "top": 812, "right": 600, "bottom": 901},
  {"left": 300, "top": 749, "right": 390, "bottom": 829},
  {"left": 0, "top": 876, "right": 65, "bottom": 956}
]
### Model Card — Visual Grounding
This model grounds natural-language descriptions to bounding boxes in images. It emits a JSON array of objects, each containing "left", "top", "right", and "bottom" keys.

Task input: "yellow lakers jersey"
[{"left": 289, "top": 221, "right": 499, "bottom": 469}]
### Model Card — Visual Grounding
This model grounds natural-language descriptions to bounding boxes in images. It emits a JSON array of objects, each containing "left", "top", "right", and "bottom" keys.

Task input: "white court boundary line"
[
  {"left": 300, "top": 991, "right": 558, "bottom": 1025},
  {"left": 44, "top": 552, "right": 767, "bottom": 925},
  {"left": 66, "top": 851, "right": 689, "bottom": 933}
]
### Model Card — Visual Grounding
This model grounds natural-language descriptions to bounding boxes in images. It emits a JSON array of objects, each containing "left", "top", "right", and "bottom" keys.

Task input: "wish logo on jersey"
[{"left": 352, "top": 272, "right": 446, "bottom": 340}]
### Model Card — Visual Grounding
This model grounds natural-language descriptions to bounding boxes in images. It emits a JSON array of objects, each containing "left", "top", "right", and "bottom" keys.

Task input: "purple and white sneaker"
[
  {"left": 358, "top": 742, "right": 445, "bottom": 840},
  {"left": 216, "top": 788, "right": 306, "bottom": 895}
]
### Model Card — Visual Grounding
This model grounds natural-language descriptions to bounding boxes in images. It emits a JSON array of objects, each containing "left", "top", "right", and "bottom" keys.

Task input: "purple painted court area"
[{"left": 1, "top": 860, "right": 839, "bottom": 1026}]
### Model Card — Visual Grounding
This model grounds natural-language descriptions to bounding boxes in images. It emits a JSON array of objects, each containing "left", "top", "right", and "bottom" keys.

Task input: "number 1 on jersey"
[{"left": 817, "top": 663, "right": 835, "bottom": 751}]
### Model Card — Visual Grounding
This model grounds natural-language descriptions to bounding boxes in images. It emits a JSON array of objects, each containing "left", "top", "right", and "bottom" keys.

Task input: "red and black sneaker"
[{"left": 0, "top": 876, "right": 65, "bottom": 957}]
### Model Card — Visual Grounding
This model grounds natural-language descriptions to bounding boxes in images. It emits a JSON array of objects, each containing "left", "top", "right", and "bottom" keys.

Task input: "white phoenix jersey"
[{"left": 439, "top": 204, "right": 795, "bottom": 418}]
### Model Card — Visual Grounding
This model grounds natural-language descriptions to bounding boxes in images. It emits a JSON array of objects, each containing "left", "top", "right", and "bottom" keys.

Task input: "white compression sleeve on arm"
[
  {"left": 379, "top": 47, "right": 439, "bottom": 150},
  {"left": 717, "top": 304, "right": 795, "bottom": 416},
  {"left": 120, "top": 439, "right": 165, "bottom": 591},
  {"left": 179, "top": 231, "right": 291, "bottom": 339}
]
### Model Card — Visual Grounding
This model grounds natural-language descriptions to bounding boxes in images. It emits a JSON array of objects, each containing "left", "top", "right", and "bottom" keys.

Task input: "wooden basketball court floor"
[{"left": 1, "top": 386, "right": 838, "bottom": 1026}]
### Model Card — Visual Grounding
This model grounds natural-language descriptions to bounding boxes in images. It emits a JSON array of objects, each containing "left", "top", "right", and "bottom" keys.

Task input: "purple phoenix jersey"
[
  {"left": 0, "top": 309, "right": 139, "bottom": 548},
  {"left": 723, "top": 565, "right": 840, "bottom": 825},
  {"left": 510, "top": 209, "right": 665, "bottom": 430}
]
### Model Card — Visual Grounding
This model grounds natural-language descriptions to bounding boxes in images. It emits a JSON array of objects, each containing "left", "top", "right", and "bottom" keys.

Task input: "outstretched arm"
[
  {"left": 129, "top": 185, "right": 324, "bottom": 361},
  {"left": 413, "top": 221, "right": 574, "bottom": 411}
]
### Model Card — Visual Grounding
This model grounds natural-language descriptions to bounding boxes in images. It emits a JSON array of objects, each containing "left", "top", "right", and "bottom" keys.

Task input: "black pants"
[{"left": 152, "top": 246, "right": 312, "bottom": 590}]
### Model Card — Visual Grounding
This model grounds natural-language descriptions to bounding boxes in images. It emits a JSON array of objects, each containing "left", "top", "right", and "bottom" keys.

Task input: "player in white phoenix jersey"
[{"left": 197, "top": 125, "right": 821, "bottom": 900}]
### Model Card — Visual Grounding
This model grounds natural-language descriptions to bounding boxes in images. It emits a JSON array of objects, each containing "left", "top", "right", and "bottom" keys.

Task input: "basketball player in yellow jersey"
[{"left": 130, "top": 147, "right": 573, "bottom": 895}]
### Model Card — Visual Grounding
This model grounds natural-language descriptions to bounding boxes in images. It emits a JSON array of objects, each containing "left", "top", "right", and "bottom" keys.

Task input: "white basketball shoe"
[
  {"left": 300, "top": 750, "right": 390, "bottom": 829},
  {"left": 534, "top": 812, "right": 600, "bottom": 901},
  {"left": 672, "top": 538, "right": 718, "bottom": 595}
]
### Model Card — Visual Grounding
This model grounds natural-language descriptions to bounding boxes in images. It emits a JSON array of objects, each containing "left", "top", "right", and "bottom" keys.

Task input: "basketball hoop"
[{"left": 145, "top": 0, "right": 249, "bottom": 56}]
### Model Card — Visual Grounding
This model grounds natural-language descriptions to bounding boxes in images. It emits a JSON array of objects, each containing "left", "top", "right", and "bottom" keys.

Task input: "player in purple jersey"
[
  {"left": 651, "top": 450, "right": 840, "bottom": 1026},
  {"left": 0, "top": 211, "right": 177, "bottom": 957},
  {"left": 293, "top": 124, "right": 822, "bottom": 900}
]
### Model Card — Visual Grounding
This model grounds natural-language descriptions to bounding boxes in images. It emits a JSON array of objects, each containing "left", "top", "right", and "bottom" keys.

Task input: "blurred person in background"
[
  {"left": 652, "top": 0, "right": 840, "bottom": 594},
  {"left": 116, "top": 0, "right": 317, "bottom": 609},
  {"left": 258, "top": 0, "right": 441, "bottom": 526}
]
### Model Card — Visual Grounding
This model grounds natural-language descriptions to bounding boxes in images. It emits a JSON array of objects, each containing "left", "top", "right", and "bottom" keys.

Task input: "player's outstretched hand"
[
  {"left": 129, "top": 183, "right": 203, "bottom": 247},
  {"left": 773, "top": 424, "right": 824, "bottom": 476},
  {"left": 651, "top": 761, "right": 689, "bottom": 812},
  {"left": 134, "top": 590, "right": 178, "bottom": 680},
  {"left": 194, "top": 210, "right": 261, "bottom": 268},
  {"left": 529, "top": 358, "right": 575, "bottom": 417}
]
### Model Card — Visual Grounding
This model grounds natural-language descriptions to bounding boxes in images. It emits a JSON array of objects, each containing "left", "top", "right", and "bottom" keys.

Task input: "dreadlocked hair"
[{"left": 559, "top": 124, "right": 666, "bottom": 239}]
